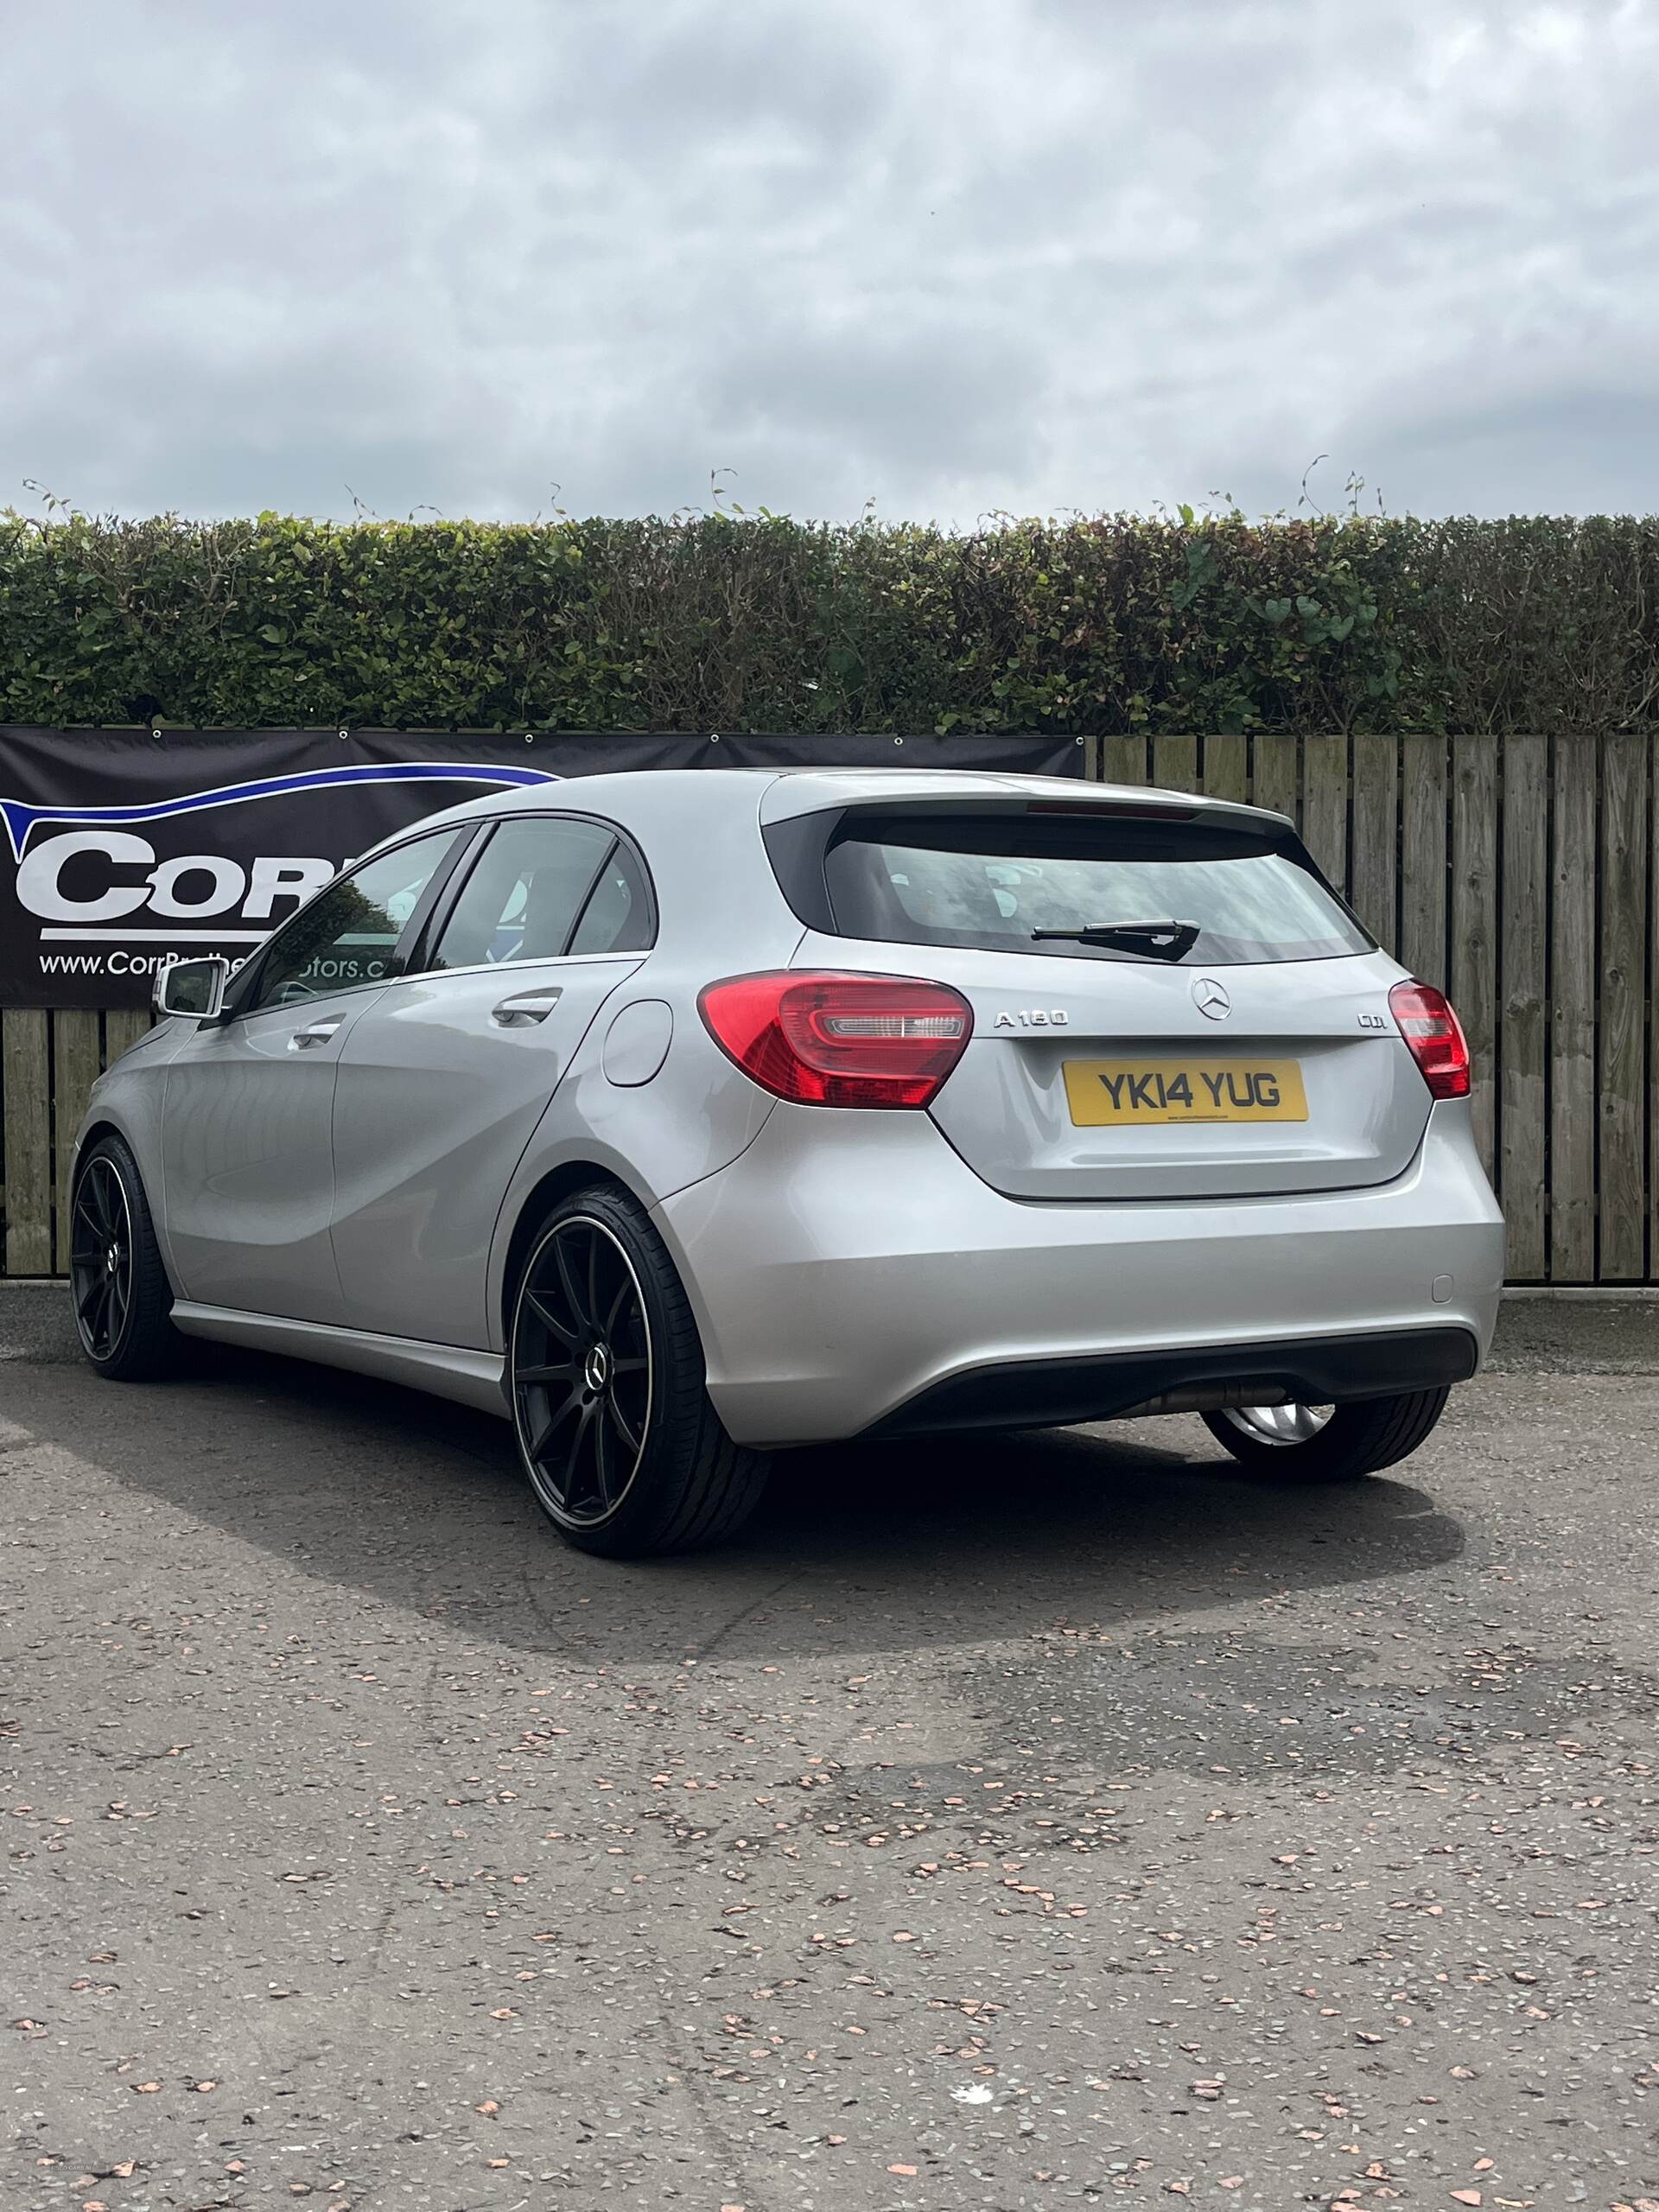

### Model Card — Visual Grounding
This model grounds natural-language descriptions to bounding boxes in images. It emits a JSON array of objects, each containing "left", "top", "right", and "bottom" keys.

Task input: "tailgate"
[
  {"left": 916, "top": 944, "right": 1431, "bottom": 1198},
  {"left": 770, "top": 790, "right": 1433, "bottom": 1201}
]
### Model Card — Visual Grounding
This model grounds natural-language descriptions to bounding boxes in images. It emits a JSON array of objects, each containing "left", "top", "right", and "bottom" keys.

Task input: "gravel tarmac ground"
[{"left": 3, "top": 1283, "right": 1658, "bottom": 2212}]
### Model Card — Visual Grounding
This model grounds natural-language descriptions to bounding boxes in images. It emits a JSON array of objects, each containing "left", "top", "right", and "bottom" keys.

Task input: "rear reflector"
[
  {"left": 1389, "top": 979, "right": 1471, "bottom": 1099},
  {"left": 699, "top": 970, "right": 974, "bottom": 1109}
]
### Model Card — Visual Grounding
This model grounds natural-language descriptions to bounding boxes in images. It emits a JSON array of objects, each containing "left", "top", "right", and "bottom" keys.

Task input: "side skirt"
[{"left": 169, "top": 1302, "right": 512, "bottom": 1418}]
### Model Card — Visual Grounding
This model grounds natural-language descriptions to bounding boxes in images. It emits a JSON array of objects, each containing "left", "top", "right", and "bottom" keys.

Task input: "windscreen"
[{"left": 819, "top": 809, "right": 1372, "bottom": 965}]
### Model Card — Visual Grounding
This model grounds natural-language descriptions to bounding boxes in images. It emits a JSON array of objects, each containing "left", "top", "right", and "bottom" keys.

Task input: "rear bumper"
[
  {"left": 653, "top": 1099, "right": 1505, "bottom": 1448},
  {"left": 860, "top": 1324, "right": 1479, "bottom": 1440}
]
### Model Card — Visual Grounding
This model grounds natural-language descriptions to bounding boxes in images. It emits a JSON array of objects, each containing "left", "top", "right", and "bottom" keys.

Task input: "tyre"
[
  {"left": 69, "top": 1133, "right": 183, "bottom": 1381},
  {"left": 507, "top": 1184, "right": 771, "bottom": 1557},
  {"left": 1199, "top": 1389, "right": 1450, "bottom": 1482}
]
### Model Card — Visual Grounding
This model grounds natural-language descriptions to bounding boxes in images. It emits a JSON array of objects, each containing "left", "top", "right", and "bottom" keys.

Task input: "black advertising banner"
[{"left": 0, "top": 728, "right": 1082, "bottom": 1007}]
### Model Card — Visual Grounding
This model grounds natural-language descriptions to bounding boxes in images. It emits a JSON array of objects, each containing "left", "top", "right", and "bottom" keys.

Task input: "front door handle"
[
  {"left": 288, "top": 1016, "right": 345, "bottom": 1052},
  {"left": 492, "top": 988, "right": 563, "bottom": 1027}
]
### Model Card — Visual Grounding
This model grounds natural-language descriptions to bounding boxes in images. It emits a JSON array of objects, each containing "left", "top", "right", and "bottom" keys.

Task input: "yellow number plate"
[{"left": 1063, "top": 1058, "right": 1308, "bottom": 1126}]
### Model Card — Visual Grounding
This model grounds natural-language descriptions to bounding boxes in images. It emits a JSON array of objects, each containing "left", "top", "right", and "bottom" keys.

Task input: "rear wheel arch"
[{"left": 499, "top": 1160, "right": 652, "bottom": 1340}]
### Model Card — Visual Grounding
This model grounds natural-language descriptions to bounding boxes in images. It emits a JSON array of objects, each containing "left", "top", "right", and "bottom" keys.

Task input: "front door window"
[{"left": 247, "top": 830, "right": 457, "bottom": 1011}]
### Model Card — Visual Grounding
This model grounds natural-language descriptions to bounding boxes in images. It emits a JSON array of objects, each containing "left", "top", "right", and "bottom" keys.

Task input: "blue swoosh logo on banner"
[{"left": 0, "top": 760, "right": 561, "bottom": 861}]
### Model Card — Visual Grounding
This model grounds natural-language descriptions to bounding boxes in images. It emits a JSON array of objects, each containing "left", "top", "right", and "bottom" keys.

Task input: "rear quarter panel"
[{"left": 480, "top": 987, "right": 779, "bottom": 1350}]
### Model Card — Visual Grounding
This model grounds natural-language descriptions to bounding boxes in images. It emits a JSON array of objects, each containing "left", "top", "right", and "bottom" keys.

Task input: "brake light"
[
  {"left": 698, "top": 970, "right": 974, "bottom": 1108},
  {"left": 1389, "top": 979, "right": 1471, "bottom": 1099}
]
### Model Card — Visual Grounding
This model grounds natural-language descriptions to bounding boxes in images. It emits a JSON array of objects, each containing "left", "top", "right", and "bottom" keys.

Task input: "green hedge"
[{"left": 3, "top": 508, "right": 1657, "bottom": 734}]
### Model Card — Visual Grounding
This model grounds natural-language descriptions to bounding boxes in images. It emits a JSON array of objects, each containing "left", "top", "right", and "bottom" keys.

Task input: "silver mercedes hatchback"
[{"left": 72, "top": 767, "right": 1504, "bottom": 1554}]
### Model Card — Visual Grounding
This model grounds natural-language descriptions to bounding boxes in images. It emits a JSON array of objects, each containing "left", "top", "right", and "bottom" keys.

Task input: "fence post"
[
  {"left": 1349, "top": 735, "right": 1397, "bottom": 954},
  {"left": 1599, "top": 733, "right": 1649, "bottom": 1280},
  {"left": 2, "top": 1009, "right": 53, "bottom": 1275},
  {"left": 1451, "top": 734, "right": 1499, "bottom": 1181},
  {"left": 1550, "top": 740, "right": 1598, "bottom": 1281},
  {"left": 52, "top": 1010, "right": 102, "bottom": 1274},
  {"left": 1500, "top": 736, "right": 1548, "bottom": 1280},
  {"left": 1399, "top": 734, "right": 1449, "bottom": 991}
]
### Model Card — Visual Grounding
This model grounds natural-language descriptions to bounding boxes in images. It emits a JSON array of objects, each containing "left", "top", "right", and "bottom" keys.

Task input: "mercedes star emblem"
[{"left": 1192, "top": 976, "right": 1231, "bottom": 1020}]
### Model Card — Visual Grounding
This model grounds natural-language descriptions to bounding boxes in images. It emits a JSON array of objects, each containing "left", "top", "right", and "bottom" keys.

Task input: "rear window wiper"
[{"left": 1030, "top": 918, "right": 1201, "bottom": 961}]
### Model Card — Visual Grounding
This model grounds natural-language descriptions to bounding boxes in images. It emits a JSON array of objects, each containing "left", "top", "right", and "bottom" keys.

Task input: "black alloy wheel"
[
  {"left": 507, "top": 1183, "right": 771, "bottom": 1556},
  {"left": 512, "top": 1214, "right": 653, "bottom": 1529},
  {"left": 70, "top": 1154, "right": 134, "bottom": 1362},
  {"left": 68, "top": 1135, "right": 181, "bottom": 1382}
]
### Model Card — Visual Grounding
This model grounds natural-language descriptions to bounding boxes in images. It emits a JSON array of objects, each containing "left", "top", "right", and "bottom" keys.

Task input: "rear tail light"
[
  {"left": 698, "top": 970, "right": 974, "bottom": 1108},
  {"left": 1389, "top": 979, "right": 1471, "bottom": 1099}
]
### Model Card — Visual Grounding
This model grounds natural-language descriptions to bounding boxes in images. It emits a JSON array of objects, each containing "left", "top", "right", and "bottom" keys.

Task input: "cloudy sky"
[{"left": 4, "top": 0, "right": 1656, "bottom": 524}]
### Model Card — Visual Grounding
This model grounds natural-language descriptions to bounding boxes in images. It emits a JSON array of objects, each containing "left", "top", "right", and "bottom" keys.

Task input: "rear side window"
[
  {"left": 429, "top": 817, "right": 655, "bottom": 970},
  {"left": 569, "top": 840, "right": 653, "bottom": 955},
  {"left": 817, "top": 810, "right": 1371, "bottom": 966},
  {"left": 431, "top": 818, "right": 616, "bottom": 970}
]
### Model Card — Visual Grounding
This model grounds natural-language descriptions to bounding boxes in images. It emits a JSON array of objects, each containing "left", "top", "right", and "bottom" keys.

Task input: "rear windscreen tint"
[{"left": 819, "top": 810, "right": 1372, "bottom": 965}]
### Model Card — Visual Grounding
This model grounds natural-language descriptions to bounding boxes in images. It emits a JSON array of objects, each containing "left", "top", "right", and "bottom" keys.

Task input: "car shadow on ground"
[{"left": 9, "top": 1298, "right": 1468, "bottom": 1662}]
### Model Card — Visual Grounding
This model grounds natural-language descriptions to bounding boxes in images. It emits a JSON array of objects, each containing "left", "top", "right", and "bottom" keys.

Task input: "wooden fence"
[
  {"left": 2, "top": 1007, "right": 154, "bottom": 1278},
  {"left": 1, "top": 731, "right": 1653, "bottom": 1281},
  {"left": 1083, "top": 730, "right": 1653, "bottom": 1285}
]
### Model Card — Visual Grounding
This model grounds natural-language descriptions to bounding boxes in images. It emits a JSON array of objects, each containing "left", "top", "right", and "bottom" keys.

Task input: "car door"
[
  {"left": 159, "top": 827, "right": 464, "bottom": 1323},
  {"left": 328, "top": 813, "right": 654, "bottom": 1348}
]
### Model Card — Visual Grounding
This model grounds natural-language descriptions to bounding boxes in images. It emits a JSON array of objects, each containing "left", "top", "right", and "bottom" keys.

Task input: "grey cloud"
[{"left": 3, "top": 0, "right": 1656, "bottom": 523}]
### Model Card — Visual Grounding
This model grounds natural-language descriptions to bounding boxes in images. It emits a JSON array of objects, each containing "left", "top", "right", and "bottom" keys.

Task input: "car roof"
[{"left": 388, "top": 763, "right": 1284, "bottom": 842}]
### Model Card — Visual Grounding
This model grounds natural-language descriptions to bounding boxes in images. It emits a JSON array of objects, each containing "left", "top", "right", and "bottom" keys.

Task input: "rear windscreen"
[{"left": 818, "top": 810, "right": 1372, "bottom": 965}]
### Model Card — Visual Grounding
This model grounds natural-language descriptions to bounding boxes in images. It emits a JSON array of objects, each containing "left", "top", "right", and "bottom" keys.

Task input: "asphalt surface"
[{"left": 4, "top": 1286, "right": 1659, "bottom": 2212}]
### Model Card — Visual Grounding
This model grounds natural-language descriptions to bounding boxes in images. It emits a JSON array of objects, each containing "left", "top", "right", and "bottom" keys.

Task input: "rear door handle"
[
  {"left": 492, "top": 987, "right": 564, "bottom": 1027},
  {"left": 288, "top": 1017, "right": 345, "bottom": 1052}
]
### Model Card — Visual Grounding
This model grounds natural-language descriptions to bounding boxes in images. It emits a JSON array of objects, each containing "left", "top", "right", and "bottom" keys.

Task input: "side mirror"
[{"left": 154, "top": 955, "right": 230, "bottom": 1021}]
